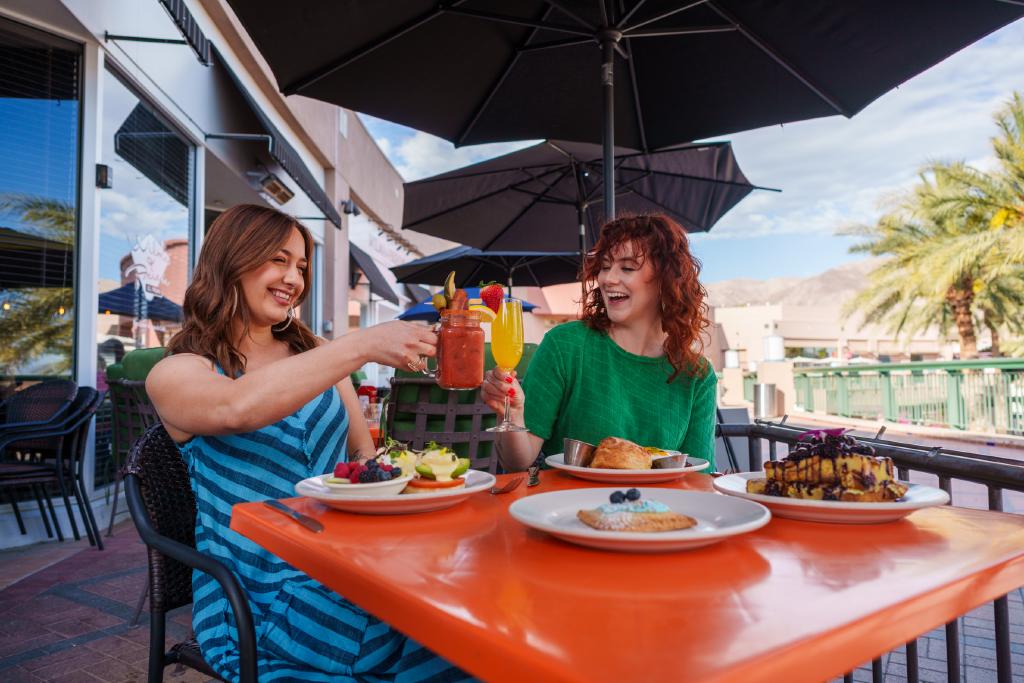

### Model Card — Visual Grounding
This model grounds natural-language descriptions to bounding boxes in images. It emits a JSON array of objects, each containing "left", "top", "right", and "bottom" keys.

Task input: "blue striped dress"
[{"left": 179, "top": 382, "right": 473, "bottom": 682}]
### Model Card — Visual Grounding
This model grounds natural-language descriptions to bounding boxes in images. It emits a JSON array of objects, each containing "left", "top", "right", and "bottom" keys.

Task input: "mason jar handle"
[{"left": 411, "top": 322, "right": 441, "bottom": 377}]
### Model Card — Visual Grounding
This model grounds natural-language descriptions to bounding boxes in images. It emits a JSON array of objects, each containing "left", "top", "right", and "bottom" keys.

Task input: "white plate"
[
  {"left": 508, "top": 488, "right": 770, "bottom": 552},
  {"left": 544, "top": 454, "right": 709, "bottom": 483},
  {"left": 712, "top": 472, "right": 950, "bottom": 524},
  {"left": 317, "top": 473, "right": 413, "bottom": 496},
  {"left": 295, "top": 470, "right": 496, "bottom": 515}
]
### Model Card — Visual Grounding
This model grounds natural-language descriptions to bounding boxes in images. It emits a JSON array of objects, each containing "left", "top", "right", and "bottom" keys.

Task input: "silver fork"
[{"left": 490, "top": 477, "right": 524, "bottom": 495}]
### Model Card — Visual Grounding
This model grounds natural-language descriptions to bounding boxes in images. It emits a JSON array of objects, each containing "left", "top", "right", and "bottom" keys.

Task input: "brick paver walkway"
[
  {"left": 0, "top": 522, "right": 211, "bottom": 682},
  {"left": 0, "top": 513, "right": 1022, "bottom": 682}
]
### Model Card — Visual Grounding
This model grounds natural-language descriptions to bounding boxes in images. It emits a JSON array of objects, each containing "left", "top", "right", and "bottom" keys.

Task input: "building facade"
[{"left": 0, "top": 0, "right": 405, "bottom": 547}]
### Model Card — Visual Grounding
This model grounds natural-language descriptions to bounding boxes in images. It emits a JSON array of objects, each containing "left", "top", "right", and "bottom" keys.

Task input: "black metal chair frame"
[
  {"left": 718, "top": 417, "right": 1024, "bottom": 683},
  {"left": 106, "top": 378, "right": 160, "bottom": 536},
  {"left": 385, "top": 376, "right": 500, "bottom": 473},
  {"left": 124, "top": 423, "right": 257, "bottom": 683},
  {"left": 0, "top": 387, "right": 104, "bottom": 547}
]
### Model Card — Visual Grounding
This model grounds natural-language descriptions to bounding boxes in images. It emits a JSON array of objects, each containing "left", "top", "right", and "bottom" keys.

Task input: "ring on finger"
[{"left": 406, "top": 358, "right": 422, "bottom": 372}]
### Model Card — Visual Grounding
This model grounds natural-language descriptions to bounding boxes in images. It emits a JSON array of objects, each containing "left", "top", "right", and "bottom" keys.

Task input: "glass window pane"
[
  {"left": 97, "top": 69, "right": 192, "bottom": 367},
  {"left": 0, "top": 18, "right": 80, "bottom": 394}
]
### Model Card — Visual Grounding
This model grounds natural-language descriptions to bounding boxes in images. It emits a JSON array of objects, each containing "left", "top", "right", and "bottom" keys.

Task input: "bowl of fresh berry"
[{"left": 319, "top": 459, "right": 412, "bottom": 497}]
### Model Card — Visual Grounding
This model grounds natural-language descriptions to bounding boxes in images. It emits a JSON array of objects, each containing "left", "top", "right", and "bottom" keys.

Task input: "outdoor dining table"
[{"left": 230, "top": 471, "right": 1024, "bottom": 682}]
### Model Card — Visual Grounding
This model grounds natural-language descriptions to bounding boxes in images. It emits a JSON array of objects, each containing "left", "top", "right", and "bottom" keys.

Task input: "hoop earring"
[{"left": 273, "top": 307, "right": 294, "bottom": 332}]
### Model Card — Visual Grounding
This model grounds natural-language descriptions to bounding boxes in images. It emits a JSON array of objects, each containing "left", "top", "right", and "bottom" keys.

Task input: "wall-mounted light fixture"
[
  {"left": 259, "top": 172, "right": 295, "bottom": 205},
  {"left": 341, "top": 199, "right": 361, "bottom": 216},
  {"left": 96, "top": 164, "right": 113, "bottom": 189}
]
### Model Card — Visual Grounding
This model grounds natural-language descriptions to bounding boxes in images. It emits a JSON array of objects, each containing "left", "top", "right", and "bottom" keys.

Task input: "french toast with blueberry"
[{"left": 747, "top": 432, "right": 908, "bottom": 502}]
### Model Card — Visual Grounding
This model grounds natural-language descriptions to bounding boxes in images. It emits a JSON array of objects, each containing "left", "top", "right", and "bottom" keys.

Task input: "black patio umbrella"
[
  {"left": 227, "top": 1, "right": 1024, "bottom": 220},
  {"left": 402, "top": 140, "right": 770, "bottom": 252},
  {"left": 391, "top": 246, "right": 580, "bottom": 289},
  {"left": 98, "top": 284, "right": 183, "bottom": 322}
]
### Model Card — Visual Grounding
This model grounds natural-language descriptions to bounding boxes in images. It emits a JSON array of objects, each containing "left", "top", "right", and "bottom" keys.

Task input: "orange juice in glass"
[{"left": 488, "top": 298, "right": 528, "bottom": 432}]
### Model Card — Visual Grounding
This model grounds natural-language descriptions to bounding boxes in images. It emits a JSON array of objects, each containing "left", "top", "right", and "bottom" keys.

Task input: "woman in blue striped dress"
[{"left": 147, "top": 204, "right": 472, "bottom": 682}]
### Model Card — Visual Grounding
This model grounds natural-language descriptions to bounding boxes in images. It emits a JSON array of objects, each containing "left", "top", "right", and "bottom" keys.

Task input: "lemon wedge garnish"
[{"left": 469, "top": 303, "right": 496, "bottom": 322}]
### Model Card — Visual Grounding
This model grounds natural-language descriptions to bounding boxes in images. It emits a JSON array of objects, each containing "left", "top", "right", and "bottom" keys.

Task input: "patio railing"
[
  {"left": 717, "top": 418, "right": 1024, "bottom": 683},
  {"left": 792, "top": 359, "right": 1024, "bottom": 435}
]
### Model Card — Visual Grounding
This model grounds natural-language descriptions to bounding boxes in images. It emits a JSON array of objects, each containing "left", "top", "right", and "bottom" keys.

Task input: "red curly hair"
[{"left": 581, "top": 213, "right": 710, "bottom": 382}]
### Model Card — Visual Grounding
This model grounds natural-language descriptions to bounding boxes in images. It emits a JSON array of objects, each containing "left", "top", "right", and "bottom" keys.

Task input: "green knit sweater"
[{"left": 522, "top": 321, "right": 717, "bottom": 469}]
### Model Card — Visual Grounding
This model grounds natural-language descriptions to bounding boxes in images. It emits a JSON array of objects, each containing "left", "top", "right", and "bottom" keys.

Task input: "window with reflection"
[
  {"left": 94, "top": 68, "right": 193, "bottom": 487},
  {"left": 97, "top": 68, "right": 193, "bottom": 370},
  {"left": 0, "top": 18, "right": 80, "bottom": 393}
]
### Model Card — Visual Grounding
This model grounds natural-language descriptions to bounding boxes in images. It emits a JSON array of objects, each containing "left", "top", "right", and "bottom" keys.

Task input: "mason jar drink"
[{"left": 434, "top": 309, "right": 485, "bottom": 390}]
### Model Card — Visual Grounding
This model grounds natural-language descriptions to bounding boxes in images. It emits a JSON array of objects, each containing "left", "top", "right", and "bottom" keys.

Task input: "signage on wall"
[{"left": 123, "top": 234, "right": 170, "bottom": 300}]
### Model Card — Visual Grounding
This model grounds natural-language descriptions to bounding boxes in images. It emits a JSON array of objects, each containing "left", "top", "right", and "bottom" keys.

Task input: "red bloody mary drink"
[{"left": 436, "top": 310, "right": 484, "bottom": 390}]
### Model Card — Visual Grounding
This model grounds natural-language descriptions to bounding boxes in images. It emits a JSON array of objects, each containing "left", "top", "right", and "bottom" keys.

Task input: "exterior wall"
[
  {"left": 712, "top": 304, "right": 955, "bottom": 371},
  {"left": 0, "top": 0, "right": 405, "bottom": 547}
]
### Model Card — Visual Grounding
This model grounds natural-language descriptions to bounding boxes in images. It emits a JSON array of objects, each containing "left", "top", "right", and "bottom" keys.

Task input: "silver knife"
[{"left": 263, "top": 499, "right": 324, "bottom": 533}]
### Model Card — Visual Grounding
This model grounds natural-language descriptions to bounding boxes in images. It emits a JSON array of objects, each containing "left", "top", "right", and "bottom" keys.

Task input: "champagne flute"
[{"left": 487, "top": 298, "right": 528, "bottom": 433}]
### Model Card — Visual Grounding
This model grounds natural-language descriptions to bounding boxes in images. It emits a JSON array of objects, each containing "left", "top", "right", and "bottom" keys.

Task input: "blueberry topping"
[
  {"left": 609, "top": 490, "right": 626, "bottom": 504},
  {"left": 625, "top": 488, "right": 641, "bottom": 501}
]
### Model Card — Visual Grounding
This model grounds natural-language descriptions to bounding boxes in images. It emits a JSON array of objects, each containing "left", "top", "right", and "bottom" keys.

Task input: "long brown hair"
[
  {"left": 581, "top": 213, "right": 710, "bottom": 382},
  {"left": 167, "top": 204, "right": 318, "bottom": 376}
]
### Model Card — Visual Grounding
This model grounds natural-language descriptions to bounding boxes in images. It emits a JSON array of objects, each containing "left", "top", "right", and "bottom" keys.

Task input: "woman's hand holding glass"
[
  {"left": 481, "top": 367, "right": 524, "bottom": 417},
  {"left": 358, "top": 321, "right": 437, "bottom": 371}
]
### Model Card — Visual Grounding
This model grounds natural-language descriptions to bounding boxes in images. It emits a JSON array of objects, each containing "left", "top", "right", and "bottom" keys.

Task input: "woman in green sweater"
[{"left": 481, "top": 213, "right": 717, "bottom": 472}]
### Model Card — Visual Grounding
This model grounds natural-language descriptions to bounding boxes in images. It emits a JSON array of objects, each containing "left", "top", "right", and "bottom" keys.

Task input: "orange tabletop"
[{"left": 230, "top": 472, "right": 1024, "bottom": 683}]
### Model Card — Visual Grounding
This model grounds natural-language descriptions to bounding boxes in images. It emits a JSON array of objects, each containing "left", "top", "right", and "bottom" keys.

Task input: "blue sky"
[{"left": 361, "top": 18, "right": 1024, "bottom": 284}]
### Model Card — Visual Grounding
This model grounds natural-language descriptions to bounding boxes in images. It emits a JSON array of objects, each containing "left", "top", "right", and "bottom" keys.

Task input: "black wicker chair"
[
  {"left": 0, "top": 379, "right": 77, "bottom": 537},
  {"left": 106, "top": 378, "right": 160, "bottom": 536},
  {"left": 0, "top": 386, "right": 102, "bottom": 545},
  {"left": 123, "top": 423, "right": 257, "bottom": 683}
]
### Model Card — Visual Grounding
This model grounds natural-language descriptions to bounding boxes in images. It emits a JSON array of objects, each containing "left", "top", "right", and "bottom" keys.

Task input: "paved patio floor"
[{"left": 0, "top": 518, "right": 1022, "bottom": 682}]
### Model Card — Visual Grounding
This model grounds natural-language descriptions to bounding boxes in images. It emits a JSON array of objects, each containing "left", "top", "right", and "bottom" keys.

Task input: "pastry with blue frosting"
[{"left": 577, "top": 489, "right": 696, "bottom": 532}]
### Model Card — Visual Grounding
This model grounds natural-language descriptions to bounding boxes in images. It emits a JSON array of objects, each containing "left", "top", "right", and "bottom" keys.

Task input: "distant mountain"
[{"left": 705, "top": 258, "right": 880, "bottom": 307}]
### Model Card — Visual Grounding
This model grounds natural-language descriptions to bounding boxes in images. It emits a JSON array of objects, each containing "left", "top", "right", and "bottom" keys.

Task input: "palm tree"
[
  {"left": 923, "top": 92, "right": 1024, "bottom": 268},
  {"left": 0, "top": 194, "right": 76, "bottom": 376},
  {"left": 842, "top": 173, "right": 986, "bottom": 358}
]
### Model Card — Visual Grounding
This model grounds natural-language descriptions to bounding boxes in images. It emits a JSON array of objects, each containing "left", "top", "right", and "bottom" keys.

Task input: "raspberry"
[{"left": 333, "top": 462, "right": 350, "bottom": 478}]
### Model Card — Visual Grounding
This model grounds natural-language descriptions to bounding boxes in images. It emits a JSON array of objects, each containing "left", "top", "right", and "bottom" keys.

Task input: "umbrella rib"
[
  {"left": 619, "top": 0, "right": 651, "bottom": 27},
  {"left": 519, "top": 37, "right": 595, "bottom": 53},
  {"left": 622, "top": 38, "right": 648, "bottom": 151},
  {"left": 625, "top": 187, "right": 705, "bottom": 231},
  {"left": 283, "top": 2, "right": 462, "bottom": 94},
  {"left": 622, "top": 166, "right": 779, "bottom": 192},
  {"left": 481, "top": 166, "right": 574, "bottom": 250},
  {"left": 542, "top": 1, "right": 597, "bottom": 30},
  {"left": 404, "top": 167, "right": 564, "bottom": 228},
  {"left": 620, "top": 0, "right": 707, "bottom": 32},
  {"left": 457, "top": 5, "right": 557, "bottom": 146},
  {"left": 444, "top": 7, "right": 593, "bottom": 37},
  {"left": 627, "top": 25, "right": 736, "bottom": 38},
  {"left": 705, "top": 1, "right": 852, "bottom": 117}
]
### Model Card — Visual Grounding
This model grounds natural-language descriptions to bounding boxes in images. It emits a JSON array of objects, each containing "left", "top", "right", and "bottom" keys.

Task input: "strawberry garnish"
[{"left": 479, "top": 282, "right": 504, "bottom": 313}]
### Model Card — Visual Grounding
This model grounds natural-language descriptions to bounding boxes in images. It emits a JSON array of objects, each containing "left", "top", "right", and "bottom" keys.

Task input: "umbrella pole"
[{"left": 600, "top": 31, "right": 619, "bottom": 222}]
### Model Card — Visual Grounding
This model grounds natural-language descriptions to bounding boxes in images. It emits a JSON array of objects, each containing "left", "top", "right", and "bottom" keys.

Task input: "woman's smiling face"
[
  {"left": 597, "top": 240, "right": 660, "bottom": 326},
  {"left": 237, "top": 226, "right": 307, "bottom": 327}
]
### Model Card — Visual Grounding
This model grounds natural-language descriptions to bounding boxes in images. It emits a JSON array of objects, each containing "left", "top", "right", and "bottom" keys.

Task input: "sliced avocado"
[
  {"left": 452, "top": 457, "right": 470, "bottom": 478},
  {"left": 415, "top": 463, "right": 436, "bottom": 480}
]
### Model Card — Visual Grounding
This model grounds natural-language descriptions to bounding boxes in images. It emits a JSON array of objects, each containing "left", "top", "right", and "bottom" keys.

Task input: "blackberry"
[
  {"left": 358, "top": 470, "right": 375, "bottom": 483},
  {"left": 391, "top": 469, "right": 403, "bottom": 479},
  {"left": 625, "top": 488, "right": 641, "bottom": 501}
]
